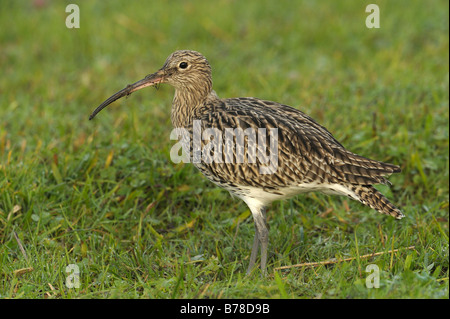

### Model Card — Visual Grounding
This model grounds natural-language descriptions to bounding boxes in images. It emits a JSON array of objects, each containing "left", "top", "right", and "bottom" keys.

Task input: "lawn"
[{"left": 0, "top": 0, "right": 448, "bottom": 300}]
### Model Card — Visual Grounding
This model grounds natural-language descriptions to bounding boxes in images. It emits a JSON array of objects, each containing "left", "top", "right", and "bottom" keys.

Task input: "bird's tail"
[{"left": 351, "top": 185, "right": 404, "bottom": 219}]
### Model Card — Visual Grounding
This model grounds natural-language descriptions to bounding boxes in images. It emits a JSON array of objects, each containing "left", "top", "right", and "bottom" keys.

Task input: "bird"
[{"left": 89, "top": 50, "right": 403, "bottom": 275}]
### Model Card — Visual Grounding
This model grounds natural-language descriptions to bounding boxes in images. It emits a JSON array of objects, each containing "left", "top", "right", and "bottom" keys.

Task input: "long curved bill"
[{"left": 89, "top": 70, "right": 164, "bottom": 120}]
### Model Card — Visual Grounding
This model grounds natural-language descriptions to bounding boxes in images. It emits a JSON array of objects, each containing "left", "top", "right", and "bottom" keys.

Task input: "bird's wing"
[{"left": 192, "top": 97, "right": 400, "bottom": 189}]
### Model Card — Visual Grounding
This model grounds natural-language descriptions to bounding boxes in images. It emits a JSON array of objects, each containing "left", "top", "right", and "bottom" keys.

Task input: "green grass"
[{"left": 0, "top": 0, "right": 448, "bottom": 299}]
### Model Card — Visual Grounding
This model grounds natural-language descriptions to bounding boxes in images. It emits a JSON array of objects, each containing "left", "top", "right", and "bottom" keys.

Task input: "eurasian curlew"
[{"left": 90, "top": 50, "right": 403, "bottom": 275}]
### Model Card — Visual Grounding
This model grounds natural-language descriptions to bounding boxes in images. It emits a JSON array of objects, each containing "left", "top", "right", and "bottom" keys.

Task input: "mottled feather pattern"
[
  {"left": 91, "top": 50, "right": 403, "bottom": 274},
  {"left": 188, "top": 98, "right": 398, "bottom": 180},
  {"left": 351, "top": 185, "right": 404, "bottom": 219},
  {"left": 174, "top": 93, "right": 403, "bottom": 220}
]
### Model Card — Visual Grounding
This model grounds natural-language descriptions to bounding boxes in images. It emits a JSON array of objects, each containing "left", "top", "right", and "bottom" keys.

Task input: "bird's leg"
[
  {"left": 258, "top": 207, "right": 269, "bottom": 275},
  {"left": 246, "top": 230, "right": 259, "bottom": 275},
  {"left": 248, "top": 206, "right": 269, "bottom": 276}
]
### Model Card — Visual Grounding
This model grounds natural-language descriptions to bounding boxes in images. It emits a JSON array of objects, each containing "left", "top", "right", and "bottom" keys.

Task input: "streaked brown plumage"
[{"left": 90, "top": 50, "right": 403, "bottom": 275}]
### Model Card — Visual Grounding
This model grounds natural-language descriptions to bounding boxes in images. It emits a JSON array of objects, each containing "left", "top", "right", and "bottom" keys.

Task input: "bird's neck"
[{"left": 171, "top": 86, "right": 218, "bottom": 128}]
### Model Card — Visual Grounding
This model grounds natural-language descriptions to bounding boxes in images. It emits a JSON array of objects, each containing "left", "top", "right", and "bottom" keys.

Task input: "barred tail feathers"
[{"left": 351, "top": 185, "right": 404, "bottom": 219}]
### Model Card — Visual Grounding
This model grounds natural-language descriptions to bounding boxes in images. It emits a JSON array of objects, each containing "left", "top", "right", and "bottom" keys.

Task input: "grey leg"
[
  {"left": 257, "top": 219, "right": 269, "bottom": 276},
  {"left": 246, "top": 230, "right": 259, "bottom": 275},
  {"left": 248, "top": 206, "right": 269, "bottom": 276}
]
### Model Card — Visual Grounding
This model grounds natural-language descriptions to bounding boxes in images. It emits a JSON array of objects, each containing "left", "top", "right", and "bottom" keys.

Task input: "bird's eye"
[{"left": 179, "top": 62, "right": 188, "bottom": 69}]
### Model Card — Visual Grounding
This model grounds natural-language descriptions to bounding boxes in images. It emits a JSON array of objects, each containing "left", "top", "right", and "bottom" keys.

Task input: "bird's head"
[{"left": 89, "top": 50, "right": 212, "bottom": 120}]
